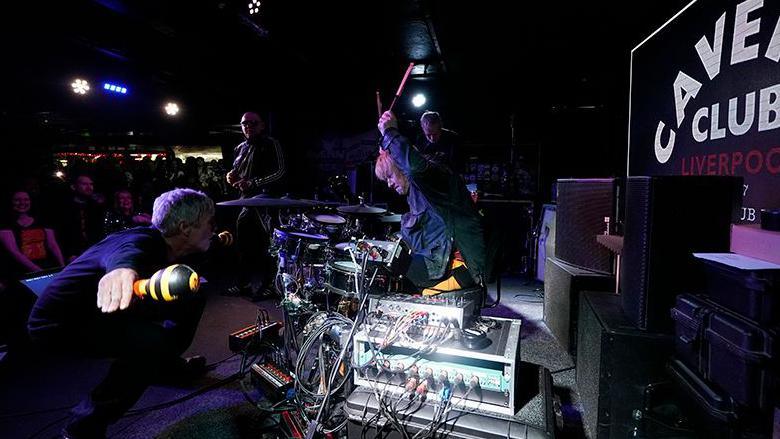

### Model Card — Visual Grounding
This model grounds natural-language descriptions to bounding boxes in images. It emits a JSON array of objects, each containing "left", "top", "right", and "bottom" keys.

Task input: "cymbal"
[
  {"left": 217, "top": 195, "right": 319, "bottom": 208},
  {"left": 298, "top": 199, "right": 345, "bottom": 207},
  {"left": 378, "top": 214, "right": 402, "bottom": 223},
  {"left": 337, "top": 204, "right": 387, "bottom": 215}
]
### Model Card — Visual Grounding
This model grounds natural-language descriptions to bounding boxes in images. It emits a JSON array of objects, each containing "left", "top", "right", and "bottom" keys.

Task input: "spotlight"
[
  {"left": 54, "top": 170, "right": 65, "bottom": 179},
  {"left": 103, "top": 82, "right": 129, "bottom": 95},
  {"left": 164, "top": 102, "right": 180, "bottom": 116},
  {"left": 411, "top": 93, "right": 426, "bottom": 108},
  {"left": 71, "top": 79, "right": 90, "bottom": 95},
  {"left": 248, "top": 0, "right": 261, "bottom": 15}
]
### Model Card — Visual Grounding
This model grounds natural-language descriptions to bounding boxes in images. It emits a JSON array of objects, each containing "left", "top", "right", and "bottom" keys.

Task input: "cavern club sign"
[{"left": 629, "top": 0, "right": 780, "bottom": 223}]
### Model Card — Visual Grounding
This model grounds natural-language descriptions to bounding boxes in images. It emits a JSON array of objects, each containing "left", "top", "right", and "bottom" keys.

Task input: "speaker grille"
[
  {"left": 543, "top": 256, "right": 613, "bottom": 357},
  {"left": 620, "top": 177, "right": 653, "bottom": 329},
  {"left": 555, "top": 178, "right": 615, "bottom": 274},
  {"left": 620, "top": 176, "right": 741, "bottom": 331}
]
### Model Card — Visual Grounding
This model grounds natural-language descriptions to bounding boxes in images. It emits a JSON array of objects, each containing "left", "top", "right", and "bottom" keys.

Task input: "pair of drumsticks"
[{"left": 375, "top": 62, "right": 415, "bottom": 118}]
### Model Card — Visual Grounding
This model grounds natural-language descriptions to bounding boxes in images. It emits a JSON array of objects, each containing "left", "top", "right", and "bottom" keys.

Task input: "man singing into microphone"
[
  {"left": 375, "top": 111, "right": 486, "bottom": 301},
  {"left": 28, "top": 188, "right": 216, "bottom": 439}
]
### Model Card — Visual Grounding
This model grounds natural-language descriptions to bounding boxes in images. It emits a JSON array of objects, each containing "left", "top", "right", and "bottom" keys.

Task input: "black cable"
[
  {"left": 206, "top": 352, "right": 240, "bottom": 369},
  {"left": 125, "top": 372, "right": 243, "bottom": 416},
  {"left": 26, "top": 413, "right": 70, "bottom": 439},
  {"left": 0, "top": 403, "right": 76, "bottom": 420},
  {"left": 551, "top": 365, "right": 575, "bottom": 374},
  {"left": 642, "top": 412, "right": 696, "bottom": 433},
  {"left": 17, "top": 355, "right": 244, "bottom": 436}
]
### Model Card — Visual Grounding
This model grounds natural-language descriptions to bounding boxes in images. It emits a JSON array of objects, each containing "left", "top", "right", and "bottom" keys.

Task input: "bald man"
[{"left": 226, "top": 112, "right": 286, "bottom": 298}]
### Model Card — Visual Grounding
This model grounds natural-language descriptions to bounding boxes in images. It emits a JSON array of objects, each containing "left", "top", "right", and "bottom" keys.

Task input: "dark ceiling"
[{"left": 0, "top": 0, "right": 691, "bottom": 172}]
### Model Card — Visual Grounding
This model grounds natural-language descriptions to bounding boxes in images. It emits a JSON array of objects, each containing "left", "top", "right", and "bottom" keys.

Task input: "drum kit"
[{"left": 217, "top": 194, "right": 410, "bottom": 316}]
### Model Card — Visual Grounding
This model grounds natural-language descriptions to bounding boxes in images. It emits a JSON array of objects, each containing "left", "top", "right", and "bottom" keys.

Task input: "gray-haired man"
[
  {"left": 418, "top": 111, "right": 462, "bottom": 171},
  {"left": 28, "top": 188, "right": 216, "bottom": 439}
]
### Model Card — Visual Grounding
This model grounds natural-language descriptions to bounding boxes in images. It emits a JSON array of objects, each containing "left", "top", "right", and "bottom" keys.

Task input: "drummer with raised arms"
[
  {"left": 374, "top": 111, "right": 486, "bottom": 302},
  {"left": 226, "top": 111, "right": 286, "bottom": 299}
]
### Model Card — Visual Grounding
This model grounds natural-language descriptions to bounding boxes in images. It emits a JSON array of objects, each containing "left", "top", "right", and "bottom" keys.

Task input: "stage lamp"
[
  {"left": 164, "top": 102, "right": 180, "bottom": 116},
  {"left": 412, "top": 93, "right": 426, "bottom": 108},
  {"left": 71, "top": 79, "right": 90, "bottom": 95},
  {"left": 103, "top": 82, "right": 129, "bottom": 95},
  {"left": 248, "top": 0, "right": 261, "bottom": 15}
]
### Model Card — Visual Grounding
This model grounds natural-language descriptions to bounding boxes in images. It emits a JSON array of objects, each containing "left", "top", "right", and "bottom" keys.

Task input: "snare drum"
[
  {"left": 324, "top": 260, "right": 402, "bottom": 297},
  {"left": 328, "top": 241, "right": 354, "bottom": 262},
  {"left": 305, "top": 212, "right": 347, "bottom": 239},
  {"left": 271, "top": 226, "right": 329, "bottom": 265}
]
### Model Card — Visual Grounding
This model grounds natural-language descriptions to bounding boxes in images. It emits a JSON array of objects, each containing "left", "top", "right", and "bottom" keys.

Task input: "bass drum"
[{"left": 324, "top": 260, "right": 402, "bottom": 297}]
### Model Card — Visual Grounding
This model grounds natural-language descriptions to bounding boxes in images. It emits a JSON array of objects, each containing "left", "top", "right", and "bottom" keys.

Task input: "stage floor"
[{"left": 0, "top": 277, "right": 585, "bottom": 438}]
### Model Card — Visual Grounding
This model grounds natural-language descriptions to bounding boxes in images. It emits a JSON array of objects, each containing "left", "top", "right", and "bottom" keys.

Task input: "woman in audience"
[
  {"left": 103, "top": 188, "right": 152, "bottom": 235},
  {"left": 0, "top": 190, "right": 65, "bottom": 274}
]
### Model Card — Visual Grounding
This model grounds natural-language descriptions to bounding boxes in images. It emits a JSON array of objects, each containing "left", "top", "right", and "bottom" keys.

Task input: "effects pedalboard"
[
  {"left": 250, "top": 360, "right": 294, "bottom": 403},
  {"left": 353, "top": 314, "right": 522, "bottom": 417},
  {"left": 228, "top": 309, "right": 281, "bottom": 353}
]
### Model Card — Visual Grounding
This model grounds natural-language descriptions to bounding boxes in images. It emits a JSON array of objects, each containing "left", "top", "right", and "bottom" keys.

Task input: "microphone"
[
  {"left": 218, "top": 231, "right": 233, "bottom": 246},
  {"left": 133, "top": 264, "right": 200, "bottom": 302},
  {"left": 211, "top": 230, "right": 234, "bottom": 248},
  {"left": 356, "top": 240, "right": 387, "bottom": 261}
]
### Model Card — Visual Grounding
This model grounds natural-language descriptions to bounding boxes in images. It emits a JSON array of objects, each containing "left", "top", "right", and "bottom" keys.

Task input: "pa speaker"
[
  {"left": 620, "top": 176, "right": 742, "bottom": 331},
  {"left": 543, "top": 256, "right": 613, "bottom": 359},
  {"left": 535, "top": 204, "right": 556, "bottom": 282},
  {"left": 555, "top": 178, "right": 616, "bottom": 274},
  {"left": 576, "top": 291, "right": 673, "bottom": 438}
]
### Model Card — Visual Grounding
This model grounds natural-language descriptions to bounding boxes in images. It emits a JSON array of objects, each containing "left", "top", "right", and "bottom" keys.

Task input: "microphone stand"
[{"left": 304, "top": 250, "right": 375, "bottom": 438}]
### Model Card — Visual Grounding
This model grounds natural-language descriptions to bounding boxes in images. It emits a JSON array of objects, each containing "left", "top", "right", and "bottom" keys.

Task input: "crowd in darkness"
[{"left": 0, "top": 154, "right": 233, "bottom": 283}]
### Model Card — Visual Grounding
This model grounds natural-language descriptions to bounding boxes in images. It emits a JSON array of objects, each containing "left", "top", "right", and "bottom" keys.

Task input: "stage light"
[
  {"left": 412, "top": 93, "right": 426, "bottom": 108},
  {"left": 54, "top": 170, "right": 65, "bottom": 179},
  {"left": 248, "top": 0, "right": 261, "bottom": 15},
  {"left": 71, "top": 79, "right": 90, "bottom": 95},
  {"left": 103, "top": 82, "right": 129, "bottom": 95},
  {"left": 164, "top": 102, "right": 180, "bottom": 116}
]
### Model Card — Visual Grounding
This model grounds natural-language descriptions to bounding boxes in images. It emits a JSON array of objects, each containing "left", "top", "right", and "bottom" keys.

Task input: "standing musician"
[
  {"left": 417, "top": 110, "right": 462, "bottom": 171},
  {"left": 27, "top": 189, "right": 215, "bottom": 439},
  {"left": 226, "top": 111, "right": 286, "bottom": 298},
  {"left": 375, "top": 111, "right": 486, "bottom": 300}
]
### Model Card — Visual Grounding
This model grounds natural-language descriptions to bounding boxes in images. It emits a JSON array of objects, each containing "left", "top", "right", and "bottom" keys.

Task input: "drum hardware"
[
  {"left": 217, "top": 194, "right": 323, "bottom": 208},
  {"left": 336, "top": 196, "right": 387, "bottom": 215}
]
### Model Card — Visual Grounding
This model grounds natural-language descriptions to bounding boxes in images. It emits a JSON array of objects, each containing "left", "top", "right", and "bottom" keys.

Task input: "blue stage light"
[{"left": 103, "top": 82, "right": 129, "bottom": 95}]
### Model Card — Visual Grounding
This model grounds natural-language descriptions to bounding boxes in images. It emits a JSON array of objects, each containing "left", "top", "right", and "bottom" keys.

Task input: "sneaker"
[
  {"left": 222, "top": 284, "right": 251, "bottom": 297},
  {"left": 249, "top": 287, "right": 278, "bottom": 302}
]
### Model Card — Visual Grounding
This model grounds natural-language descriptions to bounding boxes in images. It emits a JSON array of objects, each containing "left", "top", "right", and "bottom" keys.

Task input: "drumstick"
[
  {"left": 387, "top": 62, "right": 415, "bottom": 113},
  {"left": 376, "top": 90, "right": 383, "bottom": 118}
]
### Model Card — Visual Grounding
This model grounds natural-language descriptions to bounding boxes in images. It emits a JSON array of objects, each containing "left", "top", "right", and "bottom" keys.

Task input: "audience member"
[
  {"left": 0, "top": 190, "right": 64, "bottom": 275},
  {"left": 103, "top": 189, "right": 152, "bottom": 236},
  {"left": 56, "top": 174, "right": 105, "bottom": 262}
]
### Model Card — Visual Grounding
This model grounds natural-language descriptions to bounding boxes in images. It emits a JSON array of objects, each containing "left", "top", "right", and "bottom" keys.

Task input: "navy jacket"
[{"left": 381, "top": 128, "right": 486, "bottom": 284}]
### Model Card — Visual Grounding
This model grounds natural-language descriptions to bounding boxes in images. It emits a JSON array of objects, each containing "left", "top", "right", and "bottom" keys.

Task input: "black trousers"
[
  {"left": 405, "top": 254, "right": 475, "bottom": 289},
  {"left": 236, "top": 207, "right": 274, "bottom": 292},
  {"left": 404, "top": 254, "right": 483, "bottom": 308},
  {"left": 28, "top": 297, "right": 206, "bottom": 434}
]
